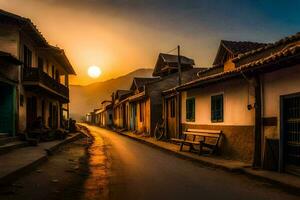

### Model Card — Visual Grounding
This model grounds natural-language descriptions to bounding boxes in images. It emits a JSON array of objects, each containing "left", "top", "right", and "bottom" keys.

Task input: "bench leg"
[
  {"left": 199, "top": 141, "right": 203, "bottom": 155},
  {"left": 180, "top": 143, "right": 184, "bottom": 151},
  {"left": 189, "top": 144, "right": 196, "bottom": 152}
]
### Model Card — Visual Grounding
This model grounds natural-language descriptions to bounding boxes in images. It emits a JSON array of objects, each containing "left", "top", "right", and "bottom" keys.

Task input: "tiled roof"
[
  {"left": 240, "top": 42, "right": 300, "bottom": 69},
  {"left": 47, "top": 45, "right": 76, "bottom": 75},
  {"left": 159, "top": 53, "right": 195, "bottom": 65},
  {"left": 0, "top": 9, "right": 76, "bottom": 75},
  {"left": 234, "top": 32, "right": 300, "bottom": 61},
  {"left": 116, "top": 90, "right": 132, "bottom": 98},
  {"left": 213, "top": 40, "right": 267, "bottom": 66},
  {"left": 133, "top": 77, "right": 160, "bottom": 89},
  {"left": 174, "top": 38, "right": 300, "bottom": 91},
  {"left": 0, "top": 9, "right": 48, "bottom": 46},
  {"left": 153, "top": 53, "right": 195, "bottom": 76},
  {"left": 222, "top": 40, "right": 267, "bottom": 55},
  {"left": 101, "top": 100, "right": 112, "bottom": 104}
]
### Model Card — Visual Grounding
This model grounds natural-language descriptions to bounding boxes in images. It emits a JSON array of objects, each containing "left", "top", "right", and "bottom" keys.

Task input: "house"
[
  {"left": 0, "top": 9, "right": 76, "bottom": 134},
  {"left": 112, "top": 90, "right": 132, "bottom": 129},
  {"left": 85, "top": 112, "right": 92, "bottom": 123},
  {"left": 127, "top": 77, "right": 159, "bottom": 133},
  {"left": 173, "top": 33, "right": 300, "bottom": 173},
  {"left": 232, "top": 32, "right": 300, "bottom": 173},
  {"left": 163, "top": 40, "right": 268, "bottom": 163},
  {"left": 86, "top": 109, "right": 100, "bottom": 124},
  {"left": 0, "top": 51, "right": 22, "bottom": 137},
  {"left": 95, "top": 100, "right": 113, "bottom": 128},
  {"left": 128, "top": 53, "right": 203, "bottom": 136}
]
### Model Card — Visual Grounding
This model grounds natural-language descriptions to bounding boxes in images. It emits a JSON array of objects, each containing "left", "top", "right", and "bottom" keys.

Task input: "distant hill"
[{"left": 69, "top": 68, "right": 153, "bottom": 120}]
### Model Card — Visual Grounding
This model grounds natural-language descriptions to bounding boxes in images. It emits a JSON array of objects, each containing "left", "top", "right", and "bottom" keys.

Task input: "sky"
[{"left": 0, "top": 0, "right": 299, "bottom": 85}]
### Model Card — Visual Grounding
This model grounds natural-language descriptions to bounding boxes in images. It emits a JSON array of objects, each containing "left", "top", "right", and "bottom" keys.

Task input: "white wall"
[
  {"left": 263, "top": 64, "right": 300, "bottom": 139},
  {"left": 182, "top": 78, "right": 255, "bottom": 126}
]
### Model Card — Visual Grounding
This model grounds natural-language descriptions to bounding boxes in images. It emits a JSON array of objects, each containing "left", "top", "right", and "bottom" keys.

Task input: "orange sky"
[
  {"left": 0, "top": 0, "right": 218, "bottom": 85},
  {"left": 0, "top": 0, "right": 298, "bottom": 85}
]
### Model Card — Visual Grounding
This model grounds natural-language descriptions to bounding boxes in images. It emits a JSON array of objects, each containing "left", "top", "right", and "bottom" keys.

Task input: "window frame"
[
  {"left": 186, "top": 97, "right": 195, "bottom": 122},
  {"left": 211, "top": 94, "right": 224, "bottom": 123}
]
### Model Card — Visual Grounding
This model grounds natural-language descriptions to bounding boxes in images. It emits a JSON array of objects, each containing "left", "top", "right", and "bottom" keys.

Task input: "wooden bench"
[{"left": 171, "top": 129, "right": 222, "bottom": 154}]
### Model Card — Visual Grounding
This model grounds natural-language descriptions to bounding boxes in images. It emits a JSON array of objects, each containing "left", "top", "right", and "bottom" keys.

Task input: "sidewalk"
[
  {"left": 0, "top": 132, "right": 85, "bottom": 185},
  {"left": 114, "top": 129, "right": 300, "bottom": 191}
]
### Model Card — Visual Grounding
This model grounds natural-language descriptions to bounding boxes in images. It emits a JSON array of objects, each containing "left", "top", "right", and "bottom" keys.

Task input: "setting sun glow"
[{"left": 88, "top": 66, "right": 102, "bottom": 78}]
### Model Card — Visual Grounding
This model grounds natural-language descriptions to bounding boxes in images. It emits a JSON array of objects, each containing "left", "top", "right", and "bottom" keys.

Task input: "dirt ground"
[{"left": 0, "top": 136, "right": 108, "bottom": 200}]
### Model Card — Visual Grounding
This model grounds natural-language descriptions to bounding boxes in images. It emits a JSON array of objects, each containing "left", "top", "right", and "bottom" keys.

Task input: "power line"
[{"left": 165, "top": 46, "right": 178, "bottom": 54}]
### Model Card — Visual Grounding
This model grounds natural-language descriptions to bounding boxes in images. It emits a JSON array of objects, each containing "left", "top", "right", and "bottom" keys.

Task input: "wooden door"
[
  {"left": 0, "top": 84, "right": 14, "bottom": 134},
  {"left": 26, "top": 96, "right": 37, "bottom": 129},
  {"left": 283, "top": 95, "right": 300, "bottom": 168},
  {"left": 131, "top": 104, "right": 137, "bottom": 130},
  {"left": 167, "top": 97, "right": 177, "bottom": 138}
]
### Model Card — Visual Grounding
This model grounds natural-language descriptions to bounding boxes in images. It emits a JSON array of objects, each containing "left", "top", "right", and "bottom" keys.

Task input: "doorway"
[
  {"left": 26, "top": 96, "right": 37, "bottom": 130},
  {"left": 131, "top": 103, "right": 137, "bottom": 130},
  {"left": 167, "top": 97, "right": 177, "bottom": 139},
  {"left": 281, "top": 94, "right": 300, "bottom": 173},
  {"left": 0, "top": 83, "right": 15, "bottom": 135}
]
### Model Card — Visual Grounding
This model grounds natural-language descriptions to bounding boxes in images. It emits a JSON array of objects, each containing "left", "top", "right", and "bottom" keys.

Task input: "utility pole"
[
  {"left": 176, "top": 45, "right": 182, "bottom": 138},
  {"left": 177, "top": 45, "right": 182, "bottom": 86}
]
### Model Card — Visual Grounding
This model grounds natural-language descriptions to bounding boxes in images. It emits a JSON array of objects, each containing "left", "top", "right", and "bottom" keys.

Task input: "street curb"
[
  {"left": 113, "top": 130, "right": 300, "bottom": 192},
  {"left": 239, "top": 168, "right": 300, "bottom": 193},
  {"left": 0, "top": 132, "right": 86, "bottom": 186},
  {"left": 0, "top": 155, "right": 48, "bottom": 186},
  {"left": 45, "top": 132, "right": 85, "bottom": 155}
]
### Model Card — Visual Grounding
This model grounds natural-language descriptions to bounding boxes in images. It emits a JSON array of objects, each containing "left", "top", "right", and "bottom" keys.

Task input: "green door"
[{"left": 0, "top": 83, "right": 15, "bottom": 135}]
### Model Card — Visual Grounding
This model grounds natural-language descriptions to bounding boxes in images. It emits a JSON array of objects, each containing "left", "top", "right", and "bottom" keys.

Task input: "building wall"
[
  {"left": 261, "top": 64, "right": 300, "bottom": 169},
  {"left": 181, "top": 78, "right": 256, "bottom": 162},
  {"left": 114, "top": 102, "right": 128, "bottom": 129},
  {"left": 134, "top": 99, "right": 150, "bottom": 134},
  {"left": 263, "top": 64, "right": 300, "bottom": 139},
  {"left": 224, "top": 59, "right": 235, "bottom": 72},
  {"left": 0, "top": 24, "right": 19, "bottom": 57},
  {"left": 18, "top": 91, "right": 61, "bottom": 132},
  {"left": 0, "top": 24, "right": 69, "bottom": 132}
]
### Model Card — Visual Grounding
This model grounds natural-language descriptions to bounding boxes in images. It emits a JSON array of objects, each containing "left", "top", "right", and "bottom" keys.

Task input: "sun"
[{"left": 88, "top": 65, "right": 102, "bottom": 78}]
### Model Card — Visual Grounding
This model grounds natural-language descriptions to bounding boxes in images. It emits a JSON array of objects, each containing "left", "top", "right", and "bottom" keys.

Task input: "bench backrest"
[
  {"left": 186, "top": 129, "right": 221, "bottom": 134},
  {"left": 183, "top": 129, "right": 222, "bottom": 138}
]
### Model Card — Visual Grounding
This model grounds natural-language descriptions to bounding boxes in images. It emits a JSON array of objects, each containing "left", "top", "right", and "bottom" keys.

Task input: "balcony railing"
[{"left": 22, "top": 67, "right": 69, "bottom": 99}]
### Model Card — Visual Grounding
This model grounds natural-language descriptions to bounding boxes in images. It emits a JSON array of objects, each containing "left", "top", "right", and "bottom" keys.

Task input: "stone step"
[
  {"left": 0, "top": 141, "right": 28, "bottom": 155},
  {"left": 0, "top": 137, "right": 18, "bottom": 146},
  {"left": 0, "top": 133, "right": 9, "bottom": 138}
]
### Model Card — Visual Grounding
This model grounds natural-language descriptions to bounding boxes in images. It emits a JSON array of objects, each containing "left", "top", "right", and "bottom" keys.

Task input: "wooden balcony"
[{"left": 22, "top": 67, "right": 69, "bottom": 102}]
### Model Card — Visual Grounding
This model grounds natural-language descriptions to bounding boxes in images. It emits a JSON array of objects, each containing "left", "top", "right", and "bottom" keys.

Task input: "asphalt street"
[{"left": 86, "top": 125, "right": 299, "bottom": 200}]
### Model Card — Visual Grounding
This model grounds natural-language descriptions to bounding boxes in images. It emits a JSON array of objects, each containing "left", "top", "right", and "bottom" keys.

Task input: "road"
[{"left": 85, "top": 125, "right": 299, "bottom": 200}]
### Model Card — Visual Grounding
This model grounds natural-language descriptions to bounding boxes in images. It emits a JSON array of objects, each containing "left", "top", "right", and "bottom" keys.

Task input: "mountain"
[{"left": 69, "top": 68, "right": 153, "bottom": 121}]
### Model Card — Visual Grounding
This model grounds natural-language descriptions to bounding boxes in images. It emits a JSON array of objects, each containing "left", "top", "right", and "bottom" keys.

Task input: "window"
[
  {"left": 139, "top": 102, "right": 144, "bottom": 122},
  {"left": 23, "top": 45, "right": 32, "bottom": 68},
  {"left": 186, "top": 97, "right": 195, "bottom": 122},
  {"left": 38, "top": 57, "right": 43, "bottom": 70},
  {"left": 170, "top": 98, "right": 175, "bottom": 118},
  {"left": 52, "top": 65, "right": 55, "bottom": 78},
  {"left": 211, "top": 94, "right": 223, "bottom": 122},
  {"left": 55, "top": 70, "right": 60, "bottom": 83}
]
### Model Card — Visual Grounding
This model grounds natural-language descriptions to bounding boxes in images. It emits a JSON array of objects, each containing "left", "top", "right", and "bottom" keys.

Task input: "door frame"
[
  {"left": 0, "top": 83, "right": 16, "bottom": 136},
  {"left": 279, "top": 92, "right": 300, "bottom": 172}
]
